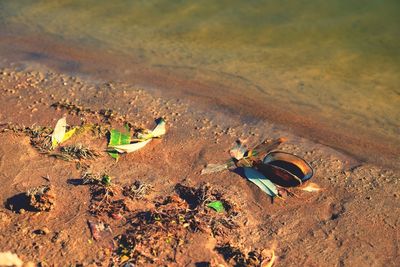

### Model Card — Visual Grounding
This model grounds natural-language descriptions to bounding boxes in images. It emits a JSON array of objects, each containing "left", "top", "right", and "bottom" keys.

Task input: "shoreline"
[
  {"left": 0, "top": 66, "right": 398, "bottom": 265},
  {"left": 0, "top": 30, "right": 398, "bottom": 169}
]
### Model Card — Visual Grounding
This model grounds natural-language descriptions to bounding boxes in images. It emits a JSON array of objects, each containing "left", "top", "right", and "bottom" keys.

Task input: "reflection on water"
[{"left": 0, "top": 1, "right": 399, "bottom": 147}]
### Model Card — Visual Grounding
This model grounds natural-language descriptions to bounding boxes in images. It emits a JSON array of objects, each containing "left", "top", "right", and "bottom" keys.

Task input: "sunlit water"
[{"left": 0, "top": 0, "right": 399, "bottom": 163}]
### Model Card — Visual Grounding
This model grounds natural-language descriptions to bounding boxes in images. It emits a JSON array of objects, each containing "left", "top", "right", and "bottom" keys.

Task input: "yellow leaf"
[
  {"left": 61, "top": 127, "right": 77, "bottom": 143},
  {"left": 120, "top": 255, "right": 130, "bottom": 262}
]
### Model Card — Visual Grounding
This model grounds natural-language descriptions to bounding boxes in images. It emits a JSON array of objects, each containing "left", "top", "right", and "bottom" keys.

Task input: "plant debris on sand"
[
  {"left": 111, "top": 183, "right": 243, "bottom": 265},
  {"left": 76, "top": 173, "right": 269, "bottom": 265},
  {"left": 1, "top": 123, "right": 54, "bottom": 153},
  {"left": 123, "top": 180, "right": 153, "bottom": 200},
  {"left": 1, "top": 112, "right": 278, "bottom": 266},
  {"left": 79, "top": 171, "right": 126, "bottom": 217},
  {"left": 216, "top": 243, "right": 275, "bottom": 267},
  {"left": 59, "top": 144, "right": 100, "bottom": 160}
]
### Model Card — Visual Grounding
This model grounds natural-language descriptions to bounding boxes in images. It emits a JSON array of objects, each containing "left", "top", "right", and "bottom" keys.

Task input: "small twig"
[{"left": 41, "top": 174, "right": 51, "bottom": 182}]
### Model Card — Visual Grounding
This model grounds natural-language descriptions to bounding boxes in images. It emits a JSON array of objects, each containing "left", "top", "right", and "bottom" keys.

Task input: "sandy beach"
[{"left": 0, "top": 67, "right": 398, "bottom": 266}]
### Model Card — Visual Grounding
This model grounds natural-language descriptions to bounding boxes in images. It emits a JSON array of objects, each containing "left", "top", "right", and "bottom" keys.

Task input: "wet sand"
[
  {"left": 0, "top": 31, "right": 399, "bottom": 170},
  {"left": 0, "top": 67, "right": 398, "bottom": 266}
]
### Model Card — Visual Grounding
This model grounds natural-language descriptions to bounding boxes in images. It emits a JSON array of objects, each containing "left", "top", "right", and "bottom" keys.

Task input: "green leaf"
[
  {"left": 108, "top": 129, "right": 131, "bottom": 159},
  {"left": 243, "top": 167, "right": 278, "bottom": 197},
  {"left": 109, "top": 129, "right": 131, "bottom": 146},
  {"left": 108, "top": 150, "right": 119, "bottom": 160},
  {"left": 207, "top": 201, "right": 225, "bottom": 212},
  {"left": 101, "top": 174, "right": 112, "bottom": 186}
]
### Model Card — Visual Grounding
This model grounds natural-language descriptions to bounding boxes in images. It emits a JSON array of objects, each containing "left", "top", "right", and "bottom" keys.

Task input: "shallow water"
[{"left": 0, "top": 0, "right": 399, "bottom": 164}]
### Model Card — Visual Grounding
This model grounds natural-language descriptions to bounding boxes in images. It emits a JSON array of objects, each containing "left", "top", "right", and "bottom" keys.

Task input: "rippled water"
[{"left": 0, "top": 0, "right": 399, "bottom": 163}]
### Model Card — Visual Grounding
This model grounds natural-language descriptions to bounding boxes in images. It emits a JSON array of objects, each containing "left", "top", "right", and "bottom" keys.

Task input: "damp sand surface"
[
  {"left": 0, "top": 68, "right": 399, "bottom": 266},
  {"left": 0, "top": 0, "right": 400, "bottom": 169}
]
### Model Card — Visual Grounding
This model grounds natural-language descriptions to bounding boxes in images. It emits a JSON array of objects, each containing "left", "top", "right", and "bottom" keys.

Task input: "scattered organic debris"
[
  {"left": 99, "top": 108, "right": 116, "bottom": 123},
  {"left": 89, "top": 123, "right": 110, "bottom": 138},
  {"left": 51, "top": 100, "right": 138, "bottom": 127},
  {"left": 80, "top": 171, "right": 124, "bottom": 217},
  {"left": 33, "top": 227, "right": 50, "bottom": 235},
  {"left": 26, "top": 185, "right": 55, "bottom": 212},
  {"left": 1, "top": 111, "right": 163, "bottom": 163},
  {"left": 108, "top": 118, "right": 166, "bottom": 159},
  {"left": 102, "top": 174, "right": 112, "bottom": 187},
  {"left": 201, "top": 138, "right": 285, "bottom": 175},
  {"left": 123, "top": 181, "right": 153, "bottom": 200},
  {"left": 202, "top": 138, "right": 318, "bottom": 200},
  {"left": 215, "top": 243, "right": 275, "bottom": 267},
  {"left": 59, "top": 144, "right": 100, "bottom": 160},
  {"left": 0, "top": 117, "right": 79, "bottom": 154},
  {"left": 112, "top": 195, "right": 195, "bottom": 264},
  {"left": 111, "top": 183, "right": 240, "bottom": 265},
  {"left": 81, "top": 172, "right": 113, "bottom": 188},
  {"left": 0, "top": 123, "right": 54, "bottom": 152},
  {"left": 81, "top": 171, "right": 103, "bottom": 185},
  {"left": 88, "top": 220, "right": 112, "bottom": 241},
  {"left": 51, "top": 101, "right": 93, "bottom": 116}
]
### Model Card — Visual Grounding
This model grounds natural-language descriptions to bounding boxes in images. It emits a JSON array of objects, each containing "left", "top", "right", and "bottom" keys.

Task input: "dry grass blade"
[
  {"left": 60, "top": 144, "right": 100, "bottom": 160},
  {"left": 79, "top": 171, "right": 122, "bottom": 217},
  {"left": 81, "top": 171, "right": 102, "bottom": 185},
  {"left": 0, "top": 123, "right": 54, "bottom": 152},
  {"left": 216, "top": 243, "right": 265, "bottom": 267},
  {"left": 51, "top": 101, "right": 93, "bottom": 116}
]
